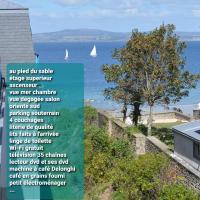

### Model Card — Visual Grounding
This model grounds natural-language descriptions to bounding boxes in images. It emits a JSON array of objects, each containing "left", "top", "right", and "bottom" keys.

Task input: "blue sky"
[{"left": 14, "top": 0, "right": 200, "bottom": 33}]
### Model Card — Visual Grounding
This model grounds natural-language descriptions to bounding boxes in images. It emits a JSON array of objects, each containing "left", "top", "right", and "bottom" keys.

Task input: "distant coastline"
[{"left": 33, "top": 29, "right": 200, "bottom": 43}]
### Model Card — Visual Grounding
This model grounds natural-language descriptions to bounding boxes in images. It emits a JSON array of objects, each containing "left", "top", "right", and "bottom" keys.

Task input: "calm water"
[{"left": 34, "top": 41, "right": 200, "bottom": 114}]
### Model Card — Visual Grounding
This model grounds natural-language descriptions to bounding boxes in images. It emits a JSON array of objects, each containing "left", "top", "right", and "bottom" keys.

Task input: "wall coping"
[
  {"left": 134, "top": 134, "right": 146, "bottom": 138},
  {"left": 142, "top": 111, "right": 191, "bottom": 121},
  {"left": 97, "top": 109, "right": 128, "bottom": 128},
  {"left": 147, "top": 136, "right": 200, "bottom": 178},
  {"left": 97, "top": 109, "right": 112, "bottom": 118},
  {"left": 147, "top": 136, "right": 171, "bottom": 154},
  {"left": 170, "top": 153, "right": 200, "bottom": 178}
]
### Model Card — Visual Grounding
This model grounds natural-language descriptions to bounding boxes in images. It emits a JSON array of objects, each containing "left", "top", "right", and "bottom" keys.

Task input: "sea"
[{"left": 34, "top": 41, "right": 200, "bottom": 116}]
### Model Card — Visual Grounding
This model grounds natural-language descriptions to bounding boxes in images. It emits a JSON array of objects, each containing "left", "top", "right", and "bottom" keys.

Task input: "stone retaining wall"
[
  {"left": 141, "top": 111, "right": 191, "bottom": 124},
  {"left": 96, "top": 109, "right": 200, "bottom": 192},
  {"left": 146, "top": 136, "right": 200, "bottom": 191},
  {"left": 97, "top": 110, "right": 146, "bottom": 155}
]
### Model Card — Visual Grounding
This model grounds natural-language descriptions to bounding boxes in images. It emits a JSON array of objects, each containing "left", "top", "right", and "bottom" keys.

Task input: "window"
[{"left": 193, "top": 142, "right": 200, "bottom": 160}]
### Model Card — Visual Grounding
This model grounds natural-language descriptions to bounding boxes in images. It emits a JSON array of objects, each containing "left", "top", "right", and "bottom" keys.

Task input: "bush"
[
  {"left": 158, "top": 184, "right": 199, "bottom": 200},
  {"left": 125, "top": 124, "right": 147, "bottom": 136},
  {"left": 84, "top": 126, "right": 110, "bottom": 186},
  {"left": 130, "top": 123, "right": 174, "bottom": 149},
  {"left": 112, "top": 191, "right": 128, "bottom": 200},
  {"left": 84, "top": 115, "right": 198, "bottom": 200},
  {"left": 111, "top": 153, "right": 169, "bottom": 200},
  {"left": 85, "top": 106, "right": 98, "bottom": 125},
  {"left": 110, "top": 139, "right": 131, "bottom": 158},
  {"left": 126, "top": 126, "right": 141, "bottom": 135},
  {"left": 90, "top": 128, "right": 110, "bottom": 153},
  {"left": 90, "top": 152, "right": 112, "bottom": 183},
  {"left": 84, "top": 138, "right": 93, "bottom": 164}
]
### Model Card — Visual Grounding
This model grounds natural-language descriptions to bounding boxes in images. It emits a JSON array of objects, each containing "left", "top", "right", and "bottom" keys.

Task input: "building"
[
  {"left": 193, "top": 109, "right": 200, "bottom": 120},
  {"left": 193, "top": 103, "right": 200, "bottom": 120},
  {"left": 0, "top": 0, "right": 35, "bottom": 199},
  {"left": 0, "top": 0, "right": 35, "bottom": 79},
  {"left": 173, "top": 121, "right": 200, "bottom": 170}
]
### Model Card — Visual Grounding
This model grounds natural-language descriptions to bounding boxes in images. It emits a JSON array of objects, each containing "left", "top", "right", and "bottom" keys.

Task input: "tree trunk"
[
  {"left": 122, "top": 103, "right": 127, "bottom": 122},
  {"left": 147, "top": 105, "right": 153, "bottom": 136},
  {"left": 132, "top": 102, "right": 141, "bottom": 126}
]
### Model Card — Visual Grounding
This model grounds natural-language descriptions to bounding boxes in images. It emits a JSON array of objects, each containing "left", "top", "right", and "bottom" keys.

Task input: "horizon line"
[{"left": 32, "top": 28, "right": 200, "bottom": 35}]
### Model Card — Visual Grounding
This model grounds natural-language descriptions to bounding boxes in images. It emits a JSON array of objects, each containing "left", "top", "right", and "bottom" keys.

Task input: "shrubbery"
[
  {"left": 84, "top": 106, "right": 98, "bottom": 125},
  {"left": 111, "top": 153, "right": 169, "bottom": 200},
  {"left": 84, "top": 124, "right": 132, "bottom": 187},
  {"left": 84, "top": 107, "right": 199, "bottom": 200},
  {"left": 127, "top": 124, "right": 174, "bottom": 149},
  {"left": 158, "top": 184, "right": 199, "bottom": 200}
]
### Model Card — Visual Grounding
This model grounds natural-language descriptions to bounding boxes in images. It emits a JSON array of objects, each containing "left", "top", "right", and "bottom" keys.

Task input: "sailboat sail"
[
  {"left": 90, "top": 45, "right": 97, "bottom": 57},
  {"left": 65, "top": 49, "right": 69, "bottom": 60}
]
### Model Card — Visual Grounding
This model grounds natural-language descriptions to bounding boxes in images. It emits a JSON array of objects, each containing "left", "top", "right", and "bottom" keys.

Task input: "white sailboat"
[
  {"left": 65, "top": 49, "right": 69, "bottom": 60},
  {"left": 90, "top": 45, "right": 97, "bottom": 57}
]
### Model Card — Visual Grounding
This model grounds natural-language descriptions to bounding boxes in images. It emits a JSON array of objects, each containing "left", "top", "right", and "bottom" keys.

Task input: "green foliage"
[
  {"left": 151, "top": 127, "right": 174, "bottom": 149},
  {"left": 125, "top": 125, "right": 144, "bottom": 135},
  {"left": 52, "top": 108, "right": 82, "bottom": 132},
  {"left": 152, "top": 122, "right": 183, "bottom": 149},
  {"left": 84, "top": 138, "right": 93, "bottom": 164},
  {"left": 84, "top": 182, "right": 111, "bottom": 200},
  {"left": 111, "top": 153, "right": 169, "bottom": 200},
  {"left": 84, "top": 130, "right": 109, "bottom": 190},
  {"left": 84, "top": 125, "right": 97, "bottom": 138},
  {"left": 102, "top": 53, "right": 142, "bottom": 125},
  {"left": 110, "top": 139, "right": 131, "bottom": 158},
  {"left": 112, "top": 191, "right": 129, "bottom": 200},
  {"left": 125, "top": 25, "right": 199, "bottom": 135},
  {"left": 90, "top": 152, "right": 112, "bottom": 183},
  {"left": 127, "top": 123, "right": 175, "bottom": 149},
  {"left": 103, "top": 24, "right": 200, "bottom": 134},
  {"left": 90, "top": 128, "right": 110, "bottom": 153},
  {"left": 84, "top": 114, "right": 199, "bottom": 199},
  {"left": 84, "top": 124, "right": 134, "bottom": 197},
  {"left": 84, "top": 106, "right": 98, "bottom": 125},
  {"left": 158, "top": 184, "right": 200, "bottom": 200},
  {"left": 84, "top": 126, "right": 111, "bottom": 185},
  {"left": 153, "top": 122, "right": 183, "bottom": 129}
]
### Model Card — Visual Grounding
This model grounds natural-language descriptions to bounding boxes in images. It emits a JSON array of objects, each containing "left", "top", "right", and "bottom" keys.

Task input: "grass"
[
  {"left": 153, "top": 122, "right": 184, "bottom": 129},
  {"left": 125, "top": 126, "right": 142, "bottom": 135},
  {"left": 127, "top": 122, "right": 186, "bottom": 150},
  {"left": 152, "top": 122, "right": 185, "bottom": 150}
]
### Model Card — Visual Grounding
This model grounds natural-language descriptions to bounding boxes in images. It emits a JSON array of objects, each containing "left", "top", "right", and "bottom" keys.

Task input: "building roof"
[
  {"left": 173, "top": 120, "right": 200, "bottom": 141},
  {"left": 0, "top": 0, "right": 26, "bottom": 10},
  {"left": 0, "top": 0, "right": 34, "bottom": 78}
]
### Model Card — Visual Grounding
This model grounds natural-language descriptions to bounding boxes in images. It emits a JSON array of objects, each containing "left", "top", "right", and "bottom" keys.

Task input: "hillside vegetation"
[{"left": 84, "top": 106, "right": 199, "bottom": 200}]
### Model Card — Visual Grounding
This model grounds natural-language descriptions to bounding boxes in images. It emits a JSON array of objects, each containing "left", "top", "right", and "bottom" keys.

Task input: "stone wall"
[
  {"left": 145, "top": 137, "right": 164, "bottom": 153},
  {"left": 171, "top": 159, "right": 200, "bottom": 191},
  {"left": 97, "top": 110, "right": 146, "bottom": 155},
  {"left": 145, "top": 136, "right": 200, "bottom": 191},
  {"left": 96, "top": 109, "right": 200, "bottom": 192},
  {"left": 141, "top": 111, "right": 191, "bottom": 124},
  {"left": 98, "top": 110, "right": 109, "bottom": 129}
]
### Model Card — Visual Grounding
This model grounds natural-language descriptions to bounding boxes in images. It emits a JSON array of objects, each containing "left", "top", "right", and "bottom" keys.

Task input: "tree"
[
  {"left": 103, "top": 64, "right": 131, "bottom": 122},
  {"left": 103, "top": 61, "right": 142, "bottom": 125},
  {"left": 120, "top": 24, "right": 199, "bottom": 135}
]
